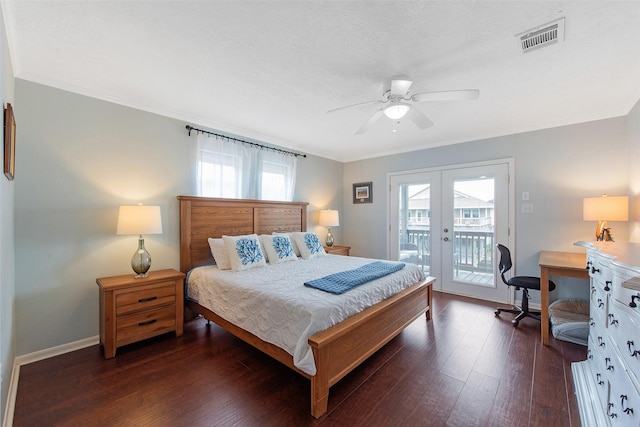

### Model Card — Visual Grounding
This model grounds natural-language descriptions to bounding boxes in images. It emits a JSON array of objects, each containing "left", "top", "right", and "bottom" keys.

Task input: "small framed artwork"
[
  {"left": 353, "top": 181, "right": 373, "bottom": 204},
  {"left": 4, "top": 103, "right": 16, "bottom": 181}
]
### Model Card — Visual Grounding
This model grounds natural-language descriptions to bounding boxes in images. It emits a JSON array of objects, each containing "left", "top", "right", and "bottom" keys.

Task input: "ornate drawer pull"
[
  {"left": 591, "top": 266, "right": 600, "bottom": 274},
  {"left": 589, "top": 317, "right": 595, "bottom": 327},
  {"left": 598, "top": 336, "right": 605, "bottom": 347},
  {"left": 598, "top": 299, "right": 604, "bottom": 308},
  {"left": 586, "top": 261, "right": 592, "bottom": 270},
  {"left": 628, "top": 341, "right": 640, "bottom": 357},
  {"left": 605, "top": 357, "right": 614, "bottom": 371},
  {"left": 608, "top": 313, "right": 618, "bottom": 326},
  {"left": 138, "top": 319, "right": 157, "bottom": 327},
  {"left": 630, "top": 294, "right": 640, "bottom": 308},
  {"left": 604, "top": 280, "right": 611, "bottom": 291},
  {"left": 138, "top": 296, "right": 158, "bottom": 303},
  {"left": 621, "top": 395, "right": 634, "bottom": 415},
  {"left": 596, "top": 373, "right": 604, "bottom": 385},
  {"left": 608, "top": 402, "right": 617, "bottom": 418}
]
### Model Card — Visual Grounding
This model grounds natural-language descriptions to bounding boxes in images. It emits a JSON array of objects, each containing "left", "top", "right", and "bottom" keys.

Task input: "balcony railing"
[{"left": 404, "top": 228, "right": 494, "bottom": 274}]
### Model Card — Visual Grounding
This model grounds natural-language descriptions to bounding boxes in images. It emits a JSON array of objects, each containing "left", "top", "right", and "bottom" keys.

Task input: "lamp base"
[
  {"left": 131, "top": 236, "right": 152, "bottom": 278},
  {"left": 325, "top": 228, "right": 334, "bottom": 247},
  {"left": 595, "top": 221, "right": 615, "bottom": 241}
]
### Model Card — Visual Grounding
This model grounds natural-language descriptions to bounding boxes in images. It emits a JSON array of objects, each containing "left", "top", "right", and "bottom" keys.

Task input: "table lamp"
[
  {"left": 583, "top": 195, "right": 628, "bottom": 241},
  {"left": 116, "top": 205, "right": 163, "bottom": 277},
  {"left": 319, "top": 209, "right": 339, "bottom": 247}
]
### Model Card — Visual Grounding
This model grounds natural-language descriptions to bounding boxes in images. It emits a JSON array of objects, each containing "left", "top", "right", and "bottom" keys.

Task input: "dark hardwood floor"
[{"left": 12, "top": 291, "right": 586, "bottom": 426}]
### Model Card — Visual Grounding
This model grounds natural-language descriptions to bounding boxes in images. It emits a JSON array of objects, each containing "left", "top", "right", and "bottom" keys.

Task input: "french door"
[{"left": 389, "top": 160, "right": 513, "bottom": 303}]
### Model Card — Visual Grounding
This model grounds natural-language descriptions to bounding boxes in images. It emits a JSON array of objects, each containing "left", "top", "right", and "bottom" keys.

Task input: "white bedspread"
[{"left": 187, "top": 255, "right": 425, "bottom": 375}]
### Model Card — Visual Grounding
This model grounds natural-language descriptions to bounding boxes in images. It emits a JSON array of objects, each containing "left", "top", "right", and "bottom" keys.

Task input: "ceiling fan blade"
[
  {"left": 356, "top": 108, "right": 385, "bottom": 135},
  {"left": 411, "top": 89, "right": 480, "bottom": 102},
  {"left": 390, "top": 79, "right": 413, "bottom": 96},
  {"left": 327, "top": 99, "right": 386, "bottom": 114},
  {"left": 406, "top": 106, "right": 434, "bottom": 130}
]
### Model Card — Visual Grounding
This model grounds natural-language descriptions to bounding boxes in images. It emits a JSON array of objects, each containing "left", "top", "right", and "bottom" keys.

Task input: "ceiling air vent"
[{"left": 518, "top": 17, "right": 565, "bottom": 53}]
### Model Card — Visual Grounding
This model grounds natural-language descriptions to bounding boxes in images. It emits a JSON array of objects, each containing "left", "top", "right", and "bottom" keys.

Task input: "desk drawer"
[
  {"left": 116, "top": 305, "right": 176, "bottom": 345},
  {"left": 116, "top": 283, "right": 176, "bottom": 315}
]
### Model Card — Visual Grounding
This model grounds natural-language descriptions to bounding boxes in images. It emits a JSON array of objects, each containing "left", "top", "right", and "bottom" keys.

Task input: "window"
[{"left": 196, "top": 133, "right": 297, "bottom": 201}]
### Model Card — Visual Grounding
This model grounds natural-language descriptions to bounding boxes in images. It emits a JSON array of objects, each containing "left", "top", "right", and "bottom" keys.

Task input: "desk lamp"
[
  {"left": 116, "top": 205, "right": 163, "bottom": 277},
  {"left": 583, "top": 195, "right": 628, "bottom": 241},
  {"left": 319, "top": 209, "right": 340, "bottom": 247}
]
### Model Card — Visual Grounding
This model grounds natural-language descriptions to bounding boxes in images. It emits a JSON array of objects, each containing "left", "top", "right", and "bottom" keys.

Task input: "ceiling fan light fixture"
[{"left": 383, "top": 104, "right": 410, "bottom": 120}]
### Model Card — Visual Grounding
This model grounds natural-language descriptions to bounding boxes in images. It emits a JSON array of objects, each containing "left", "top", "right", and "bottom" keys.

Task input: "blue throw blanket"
[{"left": 304, "top": 261, "right": 405, "bottom": 295}]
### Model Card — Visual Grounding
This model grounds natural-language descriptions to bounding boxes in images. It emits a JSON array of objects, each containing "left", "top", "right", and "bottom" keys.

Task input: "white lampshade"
[
  {"left": 319, "top": 209, "right": 340, "bottom": 227},
  {"left": 116, "top": 205, "right": 163, "bottom": 235},
  {"left": 384, "top": 104, "right": 410, "bottom": 120},
  {"left": 583, "top": 196, "right": 629, "bottom": 222}
]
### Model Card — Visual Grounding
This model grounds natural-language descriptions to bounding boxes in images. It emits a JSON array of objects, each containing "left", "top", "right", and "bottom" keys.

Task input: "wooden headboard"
[{"left": 177, "top": 196, "right": 309, "bottom": 273}]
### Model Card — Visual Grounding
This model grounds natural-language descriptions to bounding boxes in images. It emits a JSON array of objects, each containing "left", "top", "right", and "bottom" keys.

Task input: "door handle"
[{"left": 443, "top": 237, "right": 449, "bottom": 241}]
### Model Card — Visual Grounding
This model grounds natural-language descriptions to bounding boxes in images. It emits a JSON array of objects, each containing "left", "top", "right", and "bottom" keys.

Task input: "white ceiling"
[{"left": 3, "top": 1, "right": 640, "bottom": 162}]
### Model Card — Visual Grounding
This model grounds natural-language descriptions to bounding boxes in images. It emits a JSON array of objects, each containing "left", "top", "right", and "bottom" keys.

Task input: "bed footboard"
[{"left": 308, "top": 277, "right": 434, "bottom": 417}]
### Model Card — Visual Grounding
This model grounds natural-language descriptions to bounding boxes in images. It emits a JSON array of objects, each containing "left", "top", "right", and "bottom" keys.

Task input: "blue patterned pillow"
[
  {"left": 292, "top": 232, "right": 327, "bottom": 260},
  {"left": 260, "top": 234, "right": 298, "bottom": 264},
  {"left": 222, "top": 234, "right": 267, "bottom": 271}
]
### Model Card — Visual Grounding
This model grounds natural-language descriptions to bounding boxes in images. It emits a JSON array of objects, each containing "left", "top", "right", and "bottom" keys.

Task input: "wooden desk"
[{"left": 538, "top": 251, "right": 590, "bottom": 345}]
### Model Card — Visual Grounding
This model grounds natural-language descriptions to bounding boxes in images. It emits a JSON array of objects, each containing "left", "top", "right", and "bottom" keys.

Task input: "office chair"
[{"left": 495, "top": 244, "right": 556, "bottom": 327}]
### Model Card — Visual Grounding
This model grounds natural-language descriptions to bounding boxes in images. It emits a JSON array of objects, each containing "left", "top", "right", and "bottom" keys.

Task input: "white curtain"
[{"left": 196, "top": 133, "right": 297, "bottom": 201}]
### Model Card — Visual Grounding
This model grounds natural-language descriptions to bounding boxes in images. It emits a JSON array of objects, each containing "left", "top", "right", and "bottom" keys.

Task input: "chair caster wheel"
[{"left": 512, "top": 319, "right": 519, "bottom": 327}]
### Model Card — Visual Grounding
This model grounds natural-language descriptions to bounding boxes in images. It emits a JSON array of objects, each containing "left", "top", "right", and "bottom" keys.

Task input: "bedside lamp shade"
[
  {"left": 319, "top": 209, "right": 339, "bottom": 247},
  {"left": 117, "top": 205, "right": 162, "bottom": 277},
  {"left": 583, "top": 195, "right": 628, "bottom": 241}
]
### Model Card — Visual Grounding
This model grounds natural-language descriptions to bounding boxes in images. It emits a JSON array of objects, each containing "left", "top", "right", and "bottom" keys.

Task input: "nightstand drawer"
[
  {"left": 116, "top": 305, "right": 176, "bottom": 345},
  {"left": 116, "top": 283, "right": 176, "bottom": 315},
  {"left": 324, "top": 245, "right": 351, "bottom": 256}
]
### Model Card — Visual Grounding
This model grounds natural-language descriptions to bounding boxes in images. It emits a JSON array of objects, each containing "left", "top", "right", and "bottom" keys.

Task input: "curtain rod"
[{"left": 185, "top": 125, "right": 306, "bottom": 158}]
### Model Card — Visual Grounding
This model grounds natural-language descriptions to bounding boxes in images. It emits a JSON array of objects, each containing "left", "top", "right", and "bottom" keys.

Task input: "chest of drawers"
[{"left": 572, "top": 242, "right": 640, "bottom": 426}]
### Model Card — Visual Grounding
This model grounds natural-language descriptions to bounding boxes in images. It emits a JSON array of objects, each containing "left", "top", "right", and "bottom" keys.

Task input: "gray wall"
[
  {"left": 343, "top": 114, "right": 635, "bottom": 302},
  {"left": 13, "top": 79, "right": 343, "bottom": 356},
  {"left": 628, "top": 99, "right": 640, "bottom": 242},
  {"left": 0, "top": 3, "right": 15, "bottom": 421}
]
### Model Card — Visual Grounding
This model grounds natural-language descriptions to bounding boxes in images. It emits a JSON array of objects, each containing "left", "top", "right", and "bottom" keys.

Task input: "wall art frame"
[
  {"left": 4, "top": 103, "right": 16, "bottom": 181},
  {"left": 353, "top": 181, "right": 372, "bottom": 204}
]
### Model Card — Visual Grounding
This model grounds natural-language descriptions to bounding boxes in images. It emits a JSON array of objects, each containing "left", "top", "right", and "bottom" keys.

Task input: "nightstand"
[
  {"left": 324, "top": 245, "right": 351, "bottom": 256},
  {"left": 97, "top": 268, "right": 186, "bottom": 358}
]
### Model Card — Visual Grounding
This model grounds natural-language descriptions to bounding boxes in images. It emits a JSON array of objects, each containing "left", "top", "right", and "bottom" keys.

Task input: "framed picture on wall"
[
  {"left": 4, "top": 103, "right": 16, "bottom": 181},
  {"left": 353, "top": 182, "right": 372, "bottom": 204}
]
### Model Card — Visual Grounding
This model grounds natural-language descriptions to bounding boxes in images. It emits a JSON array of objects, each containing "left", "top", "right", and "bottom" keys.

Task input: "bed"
[{"left": 178, "top": 196, "right": 434, "bottom": 418}]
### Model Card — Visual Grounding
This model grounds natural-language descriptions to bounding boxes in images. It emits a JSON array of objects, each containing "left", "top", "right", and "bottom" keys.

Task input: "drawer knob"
[
  {"left": 586, "top": 261, "right": 592, "bottom": 270},
  {"left": 138, "top": 319, "right": 158, "bottom": 327},
  {"left": 591, "top": 266, "right": 600, "bottom": 274},
  {"left": 138, "top": 296, "right": 158, "bottom": 303}
]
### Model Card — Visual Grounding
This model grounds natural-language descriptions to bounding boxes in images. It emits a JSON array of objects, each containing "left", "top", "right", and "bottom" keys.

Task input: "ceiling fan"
[{"left": 327, "top": 77, "right": 479, "bottom": 135}]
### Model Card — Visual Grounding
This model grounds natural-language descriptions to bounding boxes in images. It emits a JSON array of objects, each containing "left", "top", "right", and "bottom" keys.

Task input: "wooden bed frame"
[{"left": 178, "top": 196, "right": 434, "bottom": 418}]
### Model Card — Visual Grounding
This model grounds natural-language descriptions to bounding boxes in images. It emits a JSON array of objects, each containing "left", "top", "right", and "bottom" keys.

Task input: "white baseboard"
[{"left": 2, "top": 336, "right": 99, "bottom": 427}]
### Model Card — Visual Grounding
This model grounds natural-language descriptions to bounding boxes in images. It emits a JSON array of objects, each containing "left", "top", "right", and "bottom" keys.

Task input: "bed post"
[{"left": 310, "top": 349, "right": 329, "bottom": 418}]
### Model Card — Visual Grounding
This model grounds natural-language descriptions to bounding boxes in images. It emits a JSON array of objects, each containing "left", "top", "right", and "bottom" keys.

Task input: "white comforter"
[{"left": 187, "top": 255, "right": 425, "bottom": 375}]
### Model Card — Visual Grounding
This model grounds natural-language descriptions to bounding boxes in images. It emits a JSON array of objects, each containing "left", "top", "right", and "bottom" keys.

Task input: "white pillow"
[
  {"left": 291, "top": 232, "right": 326, "bottom": 260},
  {"left": 222, "top": 234, "right": 267, "bottom": 272},
  {"left": 273, "top": 232, "right": 301, "bottom": 257},
  {"left": 260, "top": 234, "right": 298, "bottom": 264},
  {"left": 207, "top": 238, "right": 231, "bottom": 270}
]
